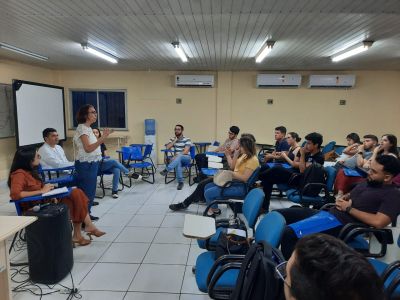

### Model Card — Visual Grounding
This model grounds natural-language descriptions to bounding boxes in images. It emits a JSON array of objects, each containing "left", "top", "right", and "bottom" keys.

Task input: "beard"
[{"left": 367, "top": 178, "right": 384, "bottom": 187}]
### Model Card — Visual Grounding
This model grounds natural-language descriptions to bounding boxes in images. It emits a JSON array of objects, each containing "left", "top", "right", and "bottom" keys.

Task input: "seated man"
[
  {"left": 277, "top": 155, "right": 400, "bottom": 259},
  {"left": 160, "top": 124, "right": 192, "bottom": 190},
  {"left": 194, "top": 125, "right": 240, "bottom": 182},
  {"left": 259, "top": 132, "right": 325, "bottom": 211},
  {"left": 263, "top": 126, "right": 290, "bottom": 162},
  {"left": 38, "top": 128, "right": 74, "bottom": 169},
  {"left": 281, "top": 233, "right": 384, "bottom": 300}
]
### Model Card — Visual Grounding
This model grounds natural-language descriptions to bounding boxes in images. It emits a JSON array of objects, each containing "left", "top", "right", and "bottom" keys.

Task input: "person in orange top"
[{"left": 8, "top": 146, "right": 106, "bottom": 246}]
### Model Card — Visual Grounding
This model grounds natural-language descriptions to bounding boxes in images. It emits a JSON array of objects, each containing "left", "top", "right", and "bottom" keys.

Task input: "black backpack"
[
  {"left": 289, "top": 163, "right": 327, "bottom": 197},
  {"left": 230, "top": 241, "right": 285, "bottom": 300}
]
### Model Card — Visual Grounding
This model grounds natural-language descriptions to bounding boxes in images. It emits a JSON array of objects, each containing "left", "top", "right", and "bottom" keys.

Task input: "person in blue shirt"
[{"left": 264, "top": 126, "right": 290, "bottom": 162}]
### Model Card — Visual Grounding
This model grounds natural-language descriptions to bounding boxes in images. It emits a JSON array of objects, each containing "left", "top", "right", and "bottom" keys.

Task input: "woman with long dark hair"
[
  {"left": 371, "top": 134, "right": 399, "bottom": 161},
  {"left": 73, "top": 105, "right": 112, "bottom": 220},
  {"left": 169, "top": 136, "right": 260, "bottom": 216},
  {"left": 8, "top": 147, "right": 105, "bottom": 246}
]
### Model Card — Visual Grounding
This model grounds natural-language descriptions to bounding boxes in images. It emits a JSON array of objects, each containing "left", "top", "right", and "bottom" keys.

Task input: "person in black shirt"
[
  {"left": 277, "top": 155, "right": 400, "bottom": 259},
  {"left": 263, "top": 126, "right": 290, "bottom": 162},
  {"left": 259, "top": 132, "right": 324, "bottom": 211}
]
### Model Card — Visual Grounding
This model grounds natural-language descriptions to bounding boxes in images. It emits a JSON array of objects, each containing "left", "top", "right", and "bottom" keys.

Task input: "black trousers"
[
  {"left": 182, "top": 177, "right": 214, "bottom": 207},
  {"left": 195, "top": 154, "right": 208, "bottom": 179},
  {"left": 275, "top": 207, "right": 343, "bottom": 259},
  {"left": 259, "top": 166, "right": 297, "bottom": 210}
]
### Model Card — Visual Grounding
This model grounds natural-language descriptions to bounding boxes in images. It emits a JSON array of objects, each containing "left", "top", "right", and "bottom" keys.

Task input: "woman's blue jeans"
[
  {"left": 100, "top": 159, "right": 129, "bottom": 192},
  {"left": 204, "top": 182, "right": 246, "bottom": 209},
  {"left": 74, "top": 160, "right": 99, "bottom": 213}
]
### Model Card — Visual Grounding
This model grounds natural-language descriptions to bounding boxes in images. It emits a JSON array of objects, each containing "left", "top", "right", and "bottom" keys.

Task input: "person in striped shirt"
[{"left": 160, "top": 124, "right": 192, "bottom": 190}]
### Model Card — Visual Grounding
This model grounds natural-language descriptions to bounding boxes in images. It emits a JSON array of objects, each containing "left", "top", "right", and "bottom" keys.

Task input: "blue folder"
[
  {"left": 267, "top": 162, "right": 291, "bottom": 169},
  {"left": 289, "top": 211, "right": 342, "bottom": 238}
]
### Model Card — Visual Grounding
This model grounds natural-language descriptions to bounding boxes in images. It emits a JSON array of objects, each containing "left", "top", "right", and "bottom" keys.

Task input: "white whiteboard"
[{"left": 13, "top": 80, "right": 66, "bottom": 147}]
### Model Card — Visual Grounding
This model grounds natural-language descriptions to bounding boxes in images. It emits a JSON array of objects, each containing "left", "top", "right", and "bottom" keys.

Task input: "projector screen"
[{"left": 13, "top": 80, "right": 66, "bottom": 147}]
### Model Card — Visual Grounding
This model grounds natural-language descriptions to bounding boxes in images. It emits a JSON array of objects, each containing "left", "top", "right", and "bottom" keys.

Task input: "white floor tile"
[
  {"left": 115, "top": 227, "right": 158, "bottom": 243},
  {"left": 128, "top": 214, "right": 165, "bottom": 227},
  {"left": 124, "top": 292, "right": 180, "bottom": 300},
  {"left": 137, "top": 204, "right": 169, "bottom": 215},
  {"left": 100, "top": 242, "right": 150, "bottom": 263},
  {"left": 161, "top": 214, "right": 186, "bottom": 228},
  {"left": 80, "top": 263, "right": 139, "bottom": 291},
  {"left": 79, "top": 291, "right": 126, "bottom": 300},
  {"left": 154, "top": 228, "right": 191, "bottom": 244},
  {"left": 59, "top": 262, "right": 95, "bottom": 286},
  {"left": 87, "top": 225, "right": 124, "bottom": 242},
  {"left": 187, "top": 245, "right": 207, "bottom": 266},
  {"left": 73, "top": 241, "right": 111, "bottom": 263},
  {"left": 143, "top": 243, "right": 190, "bottom": 265},
  {"left": 180, "top": 294, "right": 211, "bottom": 300},
  {"left": 181, "top": 266, "right": 205, "bottom": 294},
  {"left": 95, "top": 213, "right": 134, "bottom": 227},
  {"left": 129, "top": 264, "right": 185, "bottom": 293},
  {"left": 108, "top": 203, "right": 142, "bottom": 214}
]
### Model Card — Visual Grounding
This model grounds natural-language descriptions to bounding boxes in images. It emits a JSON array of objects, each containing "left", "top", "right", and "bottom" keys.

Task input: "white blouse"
[{"left": 73, "top": 124, "right": 102, "bottom": 162}]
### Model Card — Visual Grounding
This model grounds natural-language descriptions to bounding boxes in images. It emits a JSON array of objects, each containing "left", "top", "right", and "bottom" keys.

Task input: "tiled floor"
[{"left": 0, "top": 173, "right": 291, "bottom": 299}]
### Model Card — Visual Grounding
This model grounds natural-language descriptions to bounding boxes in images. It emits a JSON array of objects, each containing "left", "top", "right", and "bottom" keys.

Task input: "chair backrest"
[
  {"left": 189, "top": 145, "right": 196, "bottom": 159},
  {"left": 212, "top": 141, "right": 220, "bottom": 146},
  {"left": 143, "top": 144, "right": 153, "bottom": 158},
  {"left": 335, "top": 146, "right": 345, "bottom": 155},
  {"left": 325, "top": 166, "right": 338, "bottom": 192},
  {"left": 130, "top": 146, "right": 143, "bottom": 160},
  {"left": 254, "top": 211, "right": 286, "bottom": 248},
  {"left": 242, "top": 189, "right": 265, "bottom": 229},
  {"left": 247, "top": 166, "right": 261, "bottom": 186},
  {"left": 321, "top": 141, "right": 336, "bottom": 154},
  {"left": 121, "top": 146, "right": 133, "bottom": 161}
]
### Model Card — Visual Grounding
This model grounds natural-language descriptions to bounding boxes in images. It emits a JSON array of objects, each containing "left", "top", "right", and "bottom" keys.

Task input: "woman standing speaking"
[{"left": 74, "top": 104, "right": 112, "bottom": 220}]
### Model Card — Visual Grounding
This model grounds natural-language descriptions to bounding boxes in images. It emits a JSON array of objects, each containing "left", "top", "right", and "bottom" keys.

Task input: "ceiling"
[{"left": 0, "top": 0, "right": 399, "bottom": 71}]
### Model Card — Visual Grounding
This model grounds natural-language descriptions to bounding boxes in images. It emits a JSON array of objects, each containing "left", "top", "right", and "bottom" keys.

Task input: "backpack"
[
  {"left": 230, "top": 241, "right": 285, "bottom": 300},
  {"left": 289, "top": 163, "right": 327, "bottom": 197}
]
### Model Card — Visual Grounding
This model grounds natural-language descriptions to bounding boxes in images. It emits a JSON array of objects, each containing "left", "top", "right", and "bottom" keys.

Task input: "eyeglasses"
[{"left": 275, "top": 261, "right": 291, "bottom": 287}]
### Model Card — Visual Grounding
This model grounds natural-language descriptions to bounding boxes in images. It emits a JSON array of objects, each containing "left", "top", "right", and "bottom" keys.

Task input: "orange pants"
[{"left": 60, "top": 188, "right": 89, "bottom": 223}]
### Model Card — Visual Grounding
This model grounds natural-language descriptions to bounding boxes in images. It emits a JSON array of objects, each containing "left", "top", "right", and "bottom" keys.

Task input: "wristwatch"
[{"left": 345, "top": 206, "right": 352, "bottom": 214}]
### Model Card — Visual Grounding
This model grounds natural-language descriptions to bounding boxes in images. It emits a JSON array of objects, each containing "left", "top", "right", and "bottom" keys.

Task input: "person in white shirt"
[{"left": 38, "top": 128, "right": 74, "bottom": 170}]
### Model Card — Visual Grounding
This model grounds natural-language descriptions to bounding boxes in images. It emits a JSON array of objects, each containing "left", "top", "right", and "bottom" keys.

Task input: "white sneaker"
[
  {"left": 127, "top": 171, "right": 142, "bottom": 180},
  {"left": 112, "top": 192, "right": 119, "bottom": 198}
]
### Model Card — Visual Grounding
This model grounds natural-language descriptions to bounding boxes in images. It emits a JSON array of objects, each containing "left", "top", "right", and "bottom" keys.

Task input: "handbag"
[
  {"left": 213, "top": 170, "right": 233, "bottom": 187},
  {"left": 215, "top": 230, "right": 250, "bottom": 259}
]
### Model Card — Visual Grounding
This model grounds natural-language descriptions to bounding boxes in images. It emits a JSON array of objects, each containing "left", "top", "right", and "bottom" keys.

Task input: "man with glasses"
[
  {"left": 160, "top": 124, "right": 192, "bottom": 190},
  {"left": 276, "top": 233, "right": 384, "bottom": 300},
  {"left": 194, "top": 125, "right": 240, "bottom": 182}
]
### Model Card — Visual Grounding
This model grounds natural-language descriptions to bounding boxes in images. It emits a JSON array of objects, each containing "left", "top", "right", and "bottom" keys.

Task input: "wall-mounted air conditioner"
[
  {"left": 175, "top": 75, "right": 214, "bottom": 87},
  {"left": 256, "top": 74, "right": 302, "bottom": 88},
  {"left": 308, "top": 75, "right": 356, "bottom": 88}
]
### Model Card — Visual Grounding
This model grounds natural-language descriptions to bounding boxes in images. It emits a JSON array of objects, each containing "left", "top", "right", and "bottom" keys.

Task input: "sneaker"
[
  {"left": 169, "top": 202, "right": 186, "bottom": 211},
  {"left": 160, "top": 169, "right": 168, "bottom": 176},
  {"left": 127, "top": 172, "right": 142, "bottom": 180},
  {"left": 90, "top": 215, "right": 99, "bottom": 221},
  {"left": 112, "top": 191, "right": 119, "bottom": 198},
  {"left": 177, "top": 182, "right": 184, "bottom": 190},
  {"left": 92, "top": 201, "right": 99, "bottom": 206}
]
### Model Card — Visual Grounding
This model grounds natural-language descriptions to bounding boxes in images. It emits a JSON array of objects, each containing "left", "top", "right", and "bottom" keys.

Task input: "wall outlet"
[
  {"left": 176, "top": 98, "right": 182, "bottom": 104},
  {"left": 267, "top": 99, "right": 273, "bottom": 105},
  {"left": 339, "top": 99, "right": 346, "bottom": 105}
]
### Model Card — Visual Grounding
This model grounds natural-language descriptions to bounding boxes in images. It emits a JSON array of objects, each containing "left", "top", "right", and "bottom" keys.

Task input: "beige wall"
[
  {"left": 0, "top": 60, "right": 56, "bottom": 179},
  {"left": 1, "top": 59, "right": 399, "bottom": 179}
]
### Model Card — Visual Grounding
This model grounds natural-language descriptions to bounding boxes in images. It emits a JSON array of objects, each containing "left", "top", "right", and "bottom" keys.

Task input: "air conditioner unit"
[
  {"left": 175, "top": 75, "right": 214, "bottom": 87},
  {"left": 308, "top": 75, "right": 356, "bottom": 88},
  {"left": 256, "top": 74, "right": 301, "bottom": 88}
]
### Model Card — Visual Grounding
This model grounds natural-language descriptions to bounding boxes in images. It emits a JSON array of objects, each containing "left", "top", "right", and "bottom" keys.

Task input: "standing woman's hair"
[
  {"left": 381, "top": 134, "right": 399, "bottom": 157},
  {"left": 8, "top": 146, "right": 42, "bottom": 187},
  {"left": 93, "top": 127, "right": 102, "bottom": 137},
  {"left": 76, "top": 104, "right": 94, "bottom": 124},
  {"left": 239, "top": 136, "right": 256, "bottom": 160}
]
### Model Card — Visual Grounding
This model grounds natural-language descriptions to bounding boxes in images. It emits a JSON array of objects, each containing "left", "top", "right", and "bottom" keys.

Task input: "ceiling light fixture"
[
  {"left": 255, "top": 41, "right": 275, "bottom": 63},
  {"left": 331, "top": 41, "right": 374, "bottom": 62},
  {"left": 0, "top": 42, "right": 48, "bottom": 61},
  {"left": 81, "top": 43, "right": 118, "bottom": 64},
  {"left": 172, "top": 42, "right": 188, "bottom": 63}
]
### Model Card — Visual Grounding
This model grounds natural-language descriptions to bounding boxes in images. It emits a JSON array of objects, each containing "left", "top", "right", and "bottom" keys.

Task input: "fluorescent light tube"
[
  {"left": 172, "top": 42, "right": 188, "bottom": 63},
  {"left": 331, "top": 41, "right": 373, "bottom": 62},
  {"left": 255, "top": 41, "right": 275, "bottom": 63},
  {"left": 81, "top": 43, "right": 118, "bottom": 64},
  {"left": 0, "top": 42, "right": 48, "bottom": 61}
]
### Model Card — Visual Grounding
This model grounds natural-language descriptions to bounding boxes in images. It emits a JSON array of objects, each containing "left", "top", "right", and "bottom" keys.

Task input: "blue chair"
[
  {"left": 321, "top": 141, "right": 336, "bottom": 155},
  {"left": 129, "top": 144, "right": 156, "bottom": 184},
  {"left": 194, "top": 211, "right": 286, "bottom": 298},
  {"left": 197, "top": 188, "right": 265, "bottom": 250},
  {"left": 369, "top": 235, "right": 400, "bottom": 299},
  {"left": 217, "top": 167, "right": 261, "bottom": 200},
  {"left": 164, "top": 146, "right": 197, "bottom": 186},
  {"left": 39, "top": 164, "right": 75, "bottom": 187},
  {"left": 96, "top": 156, "right": 125, "bottom": 198},
  {"left": 334, "top": 145, "right": 346, "bottom": 155},
  {"left": 284, "top": 166, "right": 337, "bottom": 208}
]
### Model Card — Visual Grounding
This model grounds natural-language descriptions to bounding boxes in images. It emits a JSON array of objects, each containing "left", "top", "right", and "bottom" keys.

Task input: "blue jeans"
[
  {"left": 74, "top": 160, "right": 99, "bottom": 213},
  {"left": 204, "top": 182, "right": 247, "bottom": 209},
  {"left": 166, "top": 154, "right": 191, "bottom": 183},
  {"left": 100, "top": 159, "right": 129, "bottom": 192}
]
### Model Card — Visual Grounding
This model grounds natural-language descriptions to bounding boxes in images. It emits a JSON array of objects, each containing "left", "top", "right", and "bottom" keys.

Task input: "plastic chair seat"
[
  {"left": 286, "top": 189, "right": 325, "bottom": 205},
  {"left": 197, "top": 227, "right": 224, "bottom": 249},
  {"left": 195, "top": 251, "right": 240, "bottom": 293},
  {"left": 369, "top": 259, "right": 400, "bottom": 297},
  {"left": 129, "top": 162, "right": 153, "bottom": 168},
  {"left": 347, "top": 236, "right": 369, "bottom": 250},
  {"left": 201, "top": 168, "right": 218, "bottom": 176}
]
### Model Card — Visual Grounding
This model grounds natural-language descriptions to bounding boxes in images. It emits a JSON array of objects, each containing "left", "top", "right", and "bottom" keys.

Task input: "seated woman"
[
  {"left": 92, "top": 128, "right": 141, "bottom": 198},
  {"left": 8, "top": 147, "right": 105, "bottom": 246},
  {"left": 277, "top": 132, "right": 301, "bottom": 167},
  {"left": 168, "top": 136, "right": 259, "bottom": 216},
  {"left": 335, "top": 132, "right": 361, "bottom": 167},
  {"left": 335, "top": 134, "right": 399, "bottom": 196}
]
